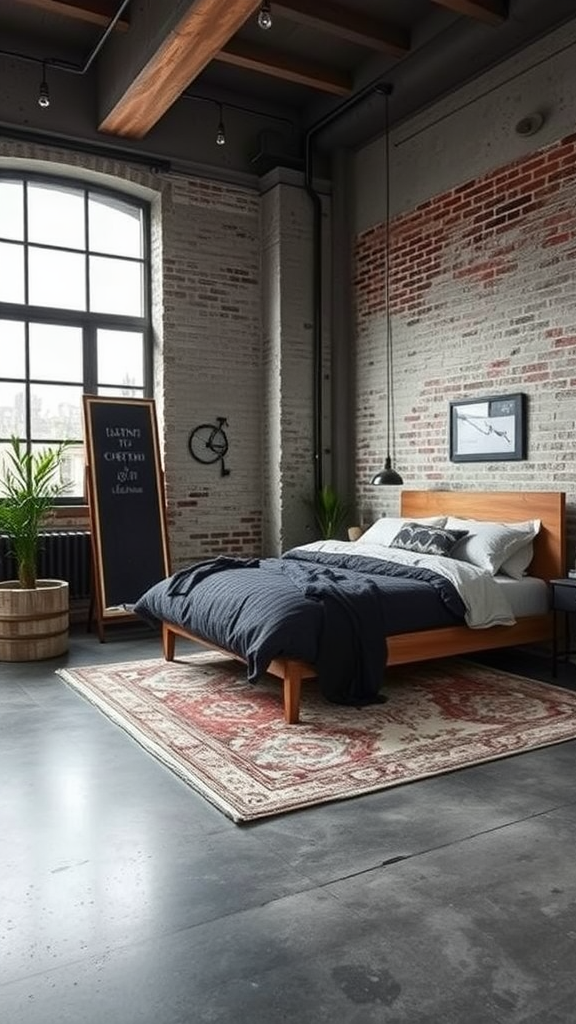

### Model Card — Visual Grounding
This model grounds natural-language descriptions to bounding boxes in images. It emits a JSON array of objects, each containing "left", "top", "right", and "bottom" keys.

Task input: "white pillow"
[
  {"left": 445, "top": 517, "right": 541, "bottom": 576},
  {"left": 357, "top": 516, "right": 447, "bottom": 547},
  {"left": 499, "top": 541, "right": 536, "bottom": 580}
]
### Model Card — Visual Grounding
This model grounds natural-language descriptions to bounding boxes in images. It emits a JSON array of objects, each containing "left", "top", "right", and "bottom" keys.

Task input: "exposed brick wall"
[
  {"left": 158, "top": 174, "right": 264, "bottom": 566},
  {"left": 354, "top": 133, "right": 576, "bottom": 561}
]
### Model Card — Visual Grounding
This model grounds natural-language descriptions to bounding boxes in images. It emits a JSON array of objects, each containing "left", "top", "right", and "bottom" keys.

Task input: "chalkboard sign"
[{"left": 83, "top": 397, "right": 170, "bottom": 632}]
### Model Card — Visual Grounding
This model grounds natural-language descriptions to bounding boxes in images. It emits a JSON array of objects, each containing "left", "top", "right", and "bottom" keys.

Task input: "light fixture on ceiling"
[
  {"left": 215, "top": 104, "right": 226, "bottom": 146},
  {"left": 38, "top": 62, "right": 50, "bottom": 108},
  {"left": 257, "top": 0, "right": 273, "bottom": 30},
  {"left": 371, "top": 83, "right": 404, "bottom": 488},
  {"left": 515, "top": 112, "right": 544, "bottom": 137}
]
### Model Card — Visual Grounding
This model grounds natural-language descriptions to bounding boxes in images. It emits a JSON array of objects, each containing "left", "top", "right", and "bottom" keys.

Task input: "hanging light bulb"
[
  {"left": 215, "top": 104, "right": 226, "bottom": 146},
  {"left": 257, "top": 1, "right": 272, "bottom": 30},
  {"left": 38, "top": 62, "right": 50, "bottom": 108}
]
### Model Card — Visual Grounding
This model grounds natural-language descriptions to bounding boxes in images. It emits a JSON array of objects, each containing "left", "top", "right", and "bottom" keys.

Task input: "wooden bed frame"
[{"left": 163, "top": 490, "right": 566, "bottom": 725}]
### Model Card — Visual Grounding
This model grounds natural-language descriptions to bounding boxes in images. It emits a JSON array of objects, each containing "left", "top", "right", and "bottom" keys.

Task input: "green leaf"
[
  {"left": 308, "top": 484, "right": 349, "bottom": 540},
  {"left": 0, "top": 436, "right": 74, "bottom": 588}
]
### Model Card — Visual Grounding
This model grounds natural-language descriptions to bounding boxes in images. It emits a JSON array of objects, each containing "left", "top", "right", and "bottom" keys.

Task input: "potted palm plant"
[
  {"left": 310, "top": 483, "right": 349, "bottom": 540},
  {"left": 0, "top": 436, "right": 73, "bottom": 661}
]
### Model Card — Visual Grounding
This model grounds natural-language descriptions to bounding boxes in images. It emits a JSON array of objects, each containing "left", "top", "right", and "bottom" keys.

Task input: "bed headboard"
[{"left": 400, "top": 490, "right": 566, "bottom": 581}]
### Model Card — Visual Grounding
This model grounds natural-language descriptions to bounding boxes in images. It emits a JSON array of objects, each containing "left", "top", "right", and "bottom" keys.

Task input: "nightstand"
[{"left": 550, "top": 578, "right": 576, "bottom": 676}]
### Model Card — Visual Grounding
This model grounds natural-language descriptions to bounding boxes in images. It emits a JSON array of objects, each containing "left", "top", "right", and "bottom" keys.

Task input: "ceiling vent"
[{"left": 515, "top": 112, "right": 544, "bottom": 137}]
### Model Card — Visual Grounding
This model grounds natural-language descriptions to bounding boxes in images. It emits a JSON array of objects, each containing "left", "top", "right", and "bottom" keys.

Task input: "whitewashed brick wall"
[{"left": 260, "top": 181, "right": 319, "bottom": 553}]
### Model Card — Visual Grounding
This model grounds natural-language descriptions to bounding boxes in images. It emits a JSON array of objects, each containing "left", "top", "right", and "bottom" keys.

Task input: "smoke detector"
[{"left": 515, "top": 112, "right": 544, "bottom": 137}]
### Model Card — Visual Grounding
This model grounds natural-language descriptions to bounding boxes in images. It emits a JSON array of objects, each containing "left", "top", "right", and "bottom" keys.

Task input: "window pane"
[
  {"left": 29, "top": 323, "right": 83, "bottom": 383},
  {"left": 30, "top": 384, "right": 83, "bottom": 440},
  {"left": 0, "top": 180, "right": 24, "bottom": 241},
  {"left": 0, "top": 242, "right": 25, "bottom": 304},
  {"left": 97, "top": 329, "right": 144, "bottom": 388},
  {"left": 30, "top": 441, "right": 84, "bottom": 499},
  {"left": 89, "top": 194, "right": 143, "bottom": 258},
  {"left": 0, "top": 178, "right": 149, "bottom": 482},
  {"left": 27, "top": 183, "right": 85, "bottom": 249},
  {"left": 89, "top": 256, "right": 143, "bottom": 316},
  {"left": 0, "top": 382, "right": 26, "bottom": 438},
  {"left": 97, "top": 385, "right": 144, "bottom": 399},
  {"left": 28, "top": 247, "right": 86, "bottom": 311},
  {"left": 0, "top": 320, "right": 25, "bottom": 378}
]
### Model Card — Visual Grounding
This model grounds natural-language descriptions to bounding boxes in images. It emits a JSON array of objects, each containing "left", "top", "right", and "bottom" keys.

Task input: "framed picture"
[{"left": 449, "top": 393, "right": 527, "bottom": 462}]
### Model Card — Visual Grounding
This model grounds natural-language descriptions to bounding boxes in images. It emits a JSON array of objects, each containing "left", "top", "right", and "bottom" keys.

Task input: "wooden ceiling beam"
[
  {"left": 11, "top": 0, "right": 129, "bottom": 30},
  {"left": 216, "top": 38, "right": 351, "bottom": 95},
  {"left": 272, "top": 0, "right": 410, "bottom": 57},
  {"left": 99, "top": 0, "right": 263, "bottom": 138},
  {"left": 431, "top": 0, "right": 507, "bottom": 26}
]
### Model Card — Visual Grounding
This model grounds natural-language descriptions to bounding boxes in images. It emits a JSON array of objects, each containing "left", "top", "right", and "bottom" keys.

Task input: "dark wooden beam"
[
  {"left": 11, "top": 0, "right": 129, "bottom": 30},
  {"left": 216, "top": 38, "right": 351, "bottom": 95},
  {"left": 272, "top": 0, "right": 410, "bottom": 57},
  {"left": 432, "top": 0, "right": 507, "bottom": 26},
  {"left": 99, "top": 0, "right": 263, "bottom": 138}
]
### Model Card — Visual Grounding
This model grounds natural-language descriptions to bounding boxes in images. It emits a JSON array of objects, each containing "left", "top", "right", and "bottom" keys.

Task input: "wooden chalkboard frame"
[{"left": 83, "top": 396, "right": 171, "bottom": 637}]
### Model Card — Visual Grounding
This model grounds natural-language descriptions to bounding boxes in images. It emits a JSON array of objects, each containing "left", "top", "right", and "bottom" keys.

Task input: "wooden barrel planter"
[{"left": 0, "top": 580, "right": 69, "bottom": 662}]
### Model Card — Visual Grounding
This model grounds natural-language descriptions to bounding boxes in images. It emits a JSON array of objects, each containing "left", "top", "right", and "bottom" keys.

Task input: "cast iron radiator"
[{"left": 0, "top": 530, "right": 92, "bottom": 600}]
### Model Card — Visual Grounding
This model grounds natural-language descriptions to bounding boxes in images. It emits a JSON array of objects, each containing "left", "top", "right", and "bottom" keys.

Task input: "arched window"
[{"left": 0, "top": 173, "right": 151, "bottom": 500}]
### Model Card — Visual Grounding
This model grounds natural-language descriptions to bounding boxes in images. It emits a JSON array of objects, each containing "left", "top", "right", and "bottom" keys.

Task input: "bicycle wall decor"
[{"left": 188, "top": 416, "right": 230, "bottom": 476}]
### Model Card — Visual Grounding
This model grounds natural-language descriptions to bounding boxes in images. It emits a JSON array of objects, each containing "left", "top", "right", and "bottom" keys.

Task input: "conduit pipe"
[{"left": 304, "top": 74, "right": 393, "bottom": 493}]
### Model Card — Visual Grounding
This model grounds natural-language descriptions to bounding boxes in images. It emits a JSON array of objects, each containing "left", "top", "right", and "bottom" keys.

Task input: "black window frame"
[{"left": 0, "top": 171, "right": 152, "bottom": 504}]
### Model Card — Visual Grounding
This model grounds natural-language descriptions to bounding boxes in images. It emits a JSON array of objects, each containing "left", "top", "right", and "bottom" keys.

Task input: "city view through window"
[{"left": 0, "top": 178, "right": 150, "bottom": 499}]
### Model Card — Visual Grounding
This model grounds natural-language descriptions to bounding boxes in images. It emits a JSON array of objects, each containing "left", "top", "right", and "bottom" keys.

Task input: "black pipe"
[
  {"left": 0, "top": 0, "right": 131, "bottom": 76},
  {"left": 0, "top": 123, "right": 171, "bottom": 171},
  {"left": 304, "top": 74, "right": 393, "bottom": 494}
]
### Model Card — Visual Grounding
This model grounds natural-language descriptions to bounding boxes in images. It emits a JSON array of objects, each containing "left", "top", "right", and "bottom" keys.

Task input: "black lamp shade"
[{"left": 370, "top": 456, "right": 403, "bottom": 486}]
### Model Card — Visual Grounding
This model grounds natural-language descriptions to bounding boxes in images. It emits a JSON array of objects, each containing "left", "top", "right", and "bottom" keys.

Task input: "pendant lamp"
[{"left": 371, "top": 84, "right": 403, "bottom": 487}]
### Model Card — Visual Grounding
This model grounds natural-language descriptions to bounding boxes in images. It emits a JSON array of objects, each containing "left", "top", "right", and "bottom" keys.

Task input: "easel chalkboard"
[{"left": 83, "top": 396, "right": 171, "bottom": 639}]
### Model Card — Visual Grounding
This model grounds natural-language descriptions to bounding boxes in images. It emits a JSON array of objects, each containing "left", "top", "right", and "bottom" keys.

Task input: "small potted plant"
[
  {"left": 310, "top": 483, "right": 349, "bottom": 540},
  {"left": 0, "top": 436, "right": 73, "bottom": 661}
]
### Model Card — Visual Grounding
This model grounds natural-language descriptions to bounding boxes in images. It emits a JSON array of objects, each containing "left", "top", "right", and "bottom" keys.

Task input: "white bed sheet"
[{"left": 493, "top": 575, "right": 549, "bottom": 617}]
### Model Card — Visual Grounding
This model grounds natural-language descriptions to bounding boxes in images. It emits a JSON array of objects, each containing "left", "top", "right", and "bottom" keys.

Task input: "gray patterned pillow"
[{"left": 390, "top": 523, "right": 469, "bottom": 557}]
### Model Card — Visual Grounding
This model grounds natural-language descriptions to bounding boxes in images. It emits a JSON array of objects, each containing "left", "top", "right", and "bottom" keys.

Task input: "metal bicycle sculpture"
[{"left": 188, "top": 416, "right": 230, "bottom": 476}]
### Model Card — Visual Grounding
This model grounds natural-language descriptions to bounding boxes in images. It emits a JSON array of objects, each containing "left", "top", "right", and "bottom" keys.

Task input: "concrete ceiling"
[{"left": 0, "top": 0, "right": 575, "bottom": 173}]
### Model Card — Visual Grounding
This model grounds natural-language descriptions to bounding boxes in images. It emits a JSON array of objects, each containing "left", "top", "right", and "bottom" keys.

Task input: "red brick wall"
[{"left": 354, "top": 133, "right": 576, "bottom": 555}]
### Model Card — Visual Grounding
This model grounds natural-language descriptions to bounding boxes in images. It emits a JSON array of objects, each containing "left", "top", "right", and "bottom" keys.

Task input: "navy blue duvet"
[{"left": 134, "top": 549, "right": 465, "bottom": 706}]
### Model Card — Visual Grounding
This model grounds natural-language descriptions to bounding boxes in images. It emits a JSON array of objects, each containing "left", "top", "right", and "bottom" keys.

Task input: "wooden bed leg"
[
  {"left": 162, "top": 623, "right": 176, "bottom": 661},
  {"left": 283, "top": 664, "right": 302, "bottom": 725}
]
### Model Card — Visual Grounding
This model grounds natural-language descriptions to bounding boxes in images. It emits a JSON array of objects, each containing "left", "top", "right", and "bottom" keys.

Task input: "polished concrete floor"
[{"left": 2, "top": 627, "right": 576, "bottom": 1023}]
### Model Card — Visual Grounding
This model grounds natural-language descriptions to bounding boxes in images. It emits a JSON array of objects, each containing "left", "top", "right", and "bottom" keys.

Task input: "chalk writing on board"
[{"left": 104, "top": 425, "right": 145, "bottom": 494}]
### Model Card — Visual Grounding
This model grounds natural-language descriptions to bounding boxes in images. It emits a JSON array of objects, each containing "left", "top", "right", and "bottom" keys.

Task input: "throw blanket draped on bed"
[{"left": 134, "top": 550, "right": 465, "bottom": 705}]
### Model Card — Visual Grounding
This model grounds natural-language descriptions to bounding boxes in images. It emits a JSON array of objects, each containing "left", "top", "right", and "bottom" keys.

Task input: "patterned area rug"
[{"left": 57, "top": 654, "right": 576, "bottom": 823}]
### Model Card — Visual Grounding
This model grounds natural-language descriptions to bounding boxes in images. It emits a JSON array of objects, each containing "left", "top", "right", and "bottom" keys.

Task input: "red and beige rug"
[{"left": 57, "top": 654, "right": 576, "bottom": 823}]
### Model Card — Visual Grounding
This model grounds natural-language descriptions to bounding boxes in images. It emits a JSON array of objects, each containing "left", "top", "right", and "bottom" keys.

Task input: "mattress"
[{"left": 494, "top": 575, "right": 550, "bottom": 617}]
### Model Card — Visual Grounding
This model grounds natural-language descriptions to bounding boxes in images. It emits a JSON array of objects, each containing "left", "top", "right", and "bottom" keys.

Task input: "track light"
[
  {"left": 257, "top": 1, "right": 272, "bottom": 30},
  {"left": 215, "top": 104, "right": 226, "bottom": 146},
  {"left": 38, "top": 62, "right": 50, "bottom": 108}
]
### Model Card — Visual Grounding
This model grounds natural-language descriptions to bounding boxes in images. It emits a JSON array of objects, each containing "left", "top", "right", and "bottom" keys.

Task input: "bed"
[{"left": 134, "top": 490, "right": 565, "bottom": 724}]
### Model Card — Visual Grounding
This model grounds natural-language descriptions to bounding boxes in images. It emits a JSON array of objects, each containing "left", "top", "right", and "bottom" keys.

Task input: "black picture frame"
[{"left": 449, "top": 393, "right": 527, "bottom": 462}]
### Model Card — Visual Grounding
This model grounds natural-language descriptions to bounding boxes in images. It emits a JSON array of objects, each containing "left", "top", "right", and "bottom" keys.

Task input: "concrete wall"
[
  {"left": 349, "top": 22, "right": 576, "bottom": 563},
  {"left": 354, "top": 19, "right": 576, "bottom": 232}
]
